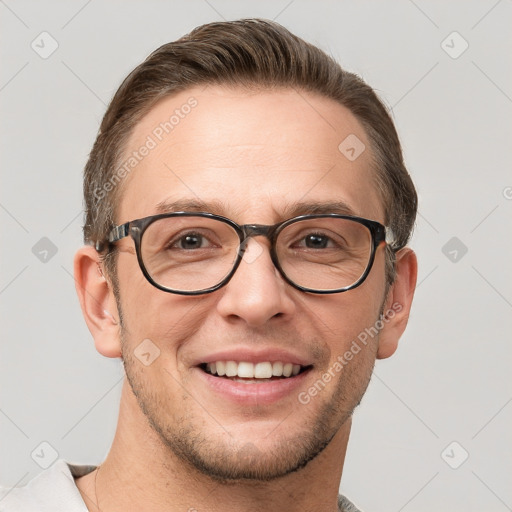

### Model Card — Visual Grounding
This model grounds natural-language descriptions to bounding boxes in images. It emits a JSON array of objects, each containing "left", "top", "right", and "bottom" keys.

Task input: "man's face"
[{"left": 113, "top": 86, "right": 388, "bottom": 480}]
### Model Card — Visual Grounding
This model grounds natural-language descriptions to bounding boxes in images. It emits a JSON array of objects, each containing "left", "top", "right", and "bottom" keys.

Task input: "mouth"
[
  {"left": 195, "top": 359, "right": 313, "bottom": 405},
  {"left": 199, "top": 360, "right": 312, "bottom": 383}
]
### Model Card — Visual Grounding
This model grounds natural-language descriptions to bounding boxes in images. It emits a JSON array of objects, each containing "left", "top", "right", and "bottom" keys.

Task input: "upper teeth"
[{"left": 205, "top": 361, "right": 302, "bottom": 379}]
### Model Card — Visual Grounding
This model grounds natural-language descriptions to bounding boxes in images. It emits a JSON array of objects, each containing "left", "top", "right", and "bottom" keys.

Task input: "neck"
[{"left": 77, "top": 379, "right": 350, "bottom": 512}]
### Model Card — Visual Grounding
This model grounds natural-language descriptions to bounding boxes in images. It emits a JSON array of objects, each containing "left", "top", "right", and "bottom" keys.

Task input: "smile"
[
  {"left": 201, "top": 360, "right": 310, "bottom": 381},
  {"left": 195, "top": 359, "right": 313, "bottom": 405}
]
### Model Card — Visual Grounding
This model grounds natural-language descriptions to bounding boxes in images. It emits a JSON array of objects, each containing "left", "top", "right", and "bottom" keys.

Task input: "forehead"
[{"left": 118, "top": 85, "right": 384, "bottom": 223}]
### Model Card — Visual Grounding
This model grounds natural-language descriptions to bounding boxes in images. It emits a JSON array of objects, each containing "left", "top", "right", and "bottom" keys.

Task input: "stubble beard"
[{"left": 121, "top": 327, "right": 376, "bottom": 483}]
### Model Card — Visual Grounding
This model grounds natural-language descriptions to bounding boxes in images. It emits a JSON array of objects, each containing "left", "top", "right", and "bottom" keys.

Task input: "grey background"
[{"left": 1, "top": 1, "right": 511, "bottom": 510}]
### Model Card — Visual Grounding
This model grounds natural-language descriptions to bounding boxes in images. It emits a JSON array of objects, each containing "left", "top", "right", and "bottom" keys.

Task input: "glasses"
[{"left": 100, "top": 212, "right": 396, "bottom": 295}]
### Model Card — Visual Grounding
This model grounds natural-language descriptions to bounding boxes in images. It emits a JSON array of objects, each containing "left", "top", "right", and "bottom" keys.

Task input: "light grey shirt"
[{"left": 0, "top": 460, "right": 362, "bottom": 511}]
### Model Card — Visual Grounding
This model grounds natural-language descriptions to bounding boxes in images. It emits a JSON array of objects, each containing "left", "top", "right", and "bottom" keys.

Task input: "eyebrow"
[
  {"left": 281, "top": 200, "right": 358, "bottom": 218},
  {"left": 155, "top": 198, "right": 242, "bottom": 217},
  {"left": 154, "top": 198, "right": 359, "bottom": 220}
]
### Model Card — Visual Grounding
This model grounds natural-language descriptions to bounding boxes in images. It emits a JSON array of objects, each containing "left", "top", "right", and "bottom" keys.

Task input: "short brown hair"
[{"left": 83, "top": 18, "right": 417, "bottom": 285}]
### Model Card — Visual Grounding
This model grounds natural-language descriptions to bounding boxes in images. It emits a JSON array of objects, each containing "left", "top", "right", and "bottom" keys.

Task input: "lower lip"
[{"left": 195, "top": 367, "right": 311, "bottom": 405}]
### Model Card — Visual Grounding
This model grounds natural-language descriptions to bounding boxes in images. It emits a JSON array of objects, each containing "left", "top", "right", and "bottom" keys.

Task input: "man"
[{"left": 1, "top": 18, "right": 417, "bottom": 511}]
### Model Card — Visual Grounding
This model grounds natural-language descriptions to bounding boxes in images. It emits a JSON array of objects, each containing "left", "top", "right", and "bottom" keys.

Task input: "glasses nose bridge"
[{"left": 241, "top": 223, "right": 275, "bottom": 243}]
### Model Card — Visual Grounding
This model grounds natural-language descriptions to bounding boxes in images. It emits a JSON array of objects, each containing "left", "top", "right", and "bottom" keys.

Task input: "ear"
[
  {"left": 376, "top": 248, "right": 418, "bottom": 359},
  {"left": 74, "top": 245, "right": 122, "bottom": 358}
]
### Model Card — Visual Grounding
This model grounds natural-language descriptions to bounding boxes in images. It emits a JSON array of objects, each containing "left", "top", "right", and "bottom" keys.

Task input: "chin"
[
  {"left": 139, "top": 393, "right": 353, "bottom": 483},
  {"left": 158, "top": 425, "right": 336, "bottom": 482}
]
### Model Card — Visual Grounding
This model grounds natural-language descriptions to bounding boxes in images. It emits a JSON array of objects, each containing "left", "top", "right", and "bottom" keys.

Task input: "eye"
[
  {"left": 295, "top": 232, "right": 337, "bottom": 249},
  {"left": 171, "top": 232, "right": 212, "bottom": 250}
]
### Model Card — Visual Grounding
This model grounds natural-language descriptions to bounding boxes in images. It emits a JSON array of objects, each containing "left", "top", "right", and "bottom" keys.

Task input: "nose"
[{"left": 215, "top": 238, "right": 296, "bottom": 327}]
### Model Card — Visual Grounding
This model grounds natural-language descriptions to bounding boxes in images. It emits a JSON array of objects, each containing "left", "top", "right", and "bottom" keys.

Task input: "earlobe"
[
  {"left": 376, "top": 248, "right": 418, "bottom": 360},
  {"left": 74, "top": 246, "right": 122, "bottom": 358}
]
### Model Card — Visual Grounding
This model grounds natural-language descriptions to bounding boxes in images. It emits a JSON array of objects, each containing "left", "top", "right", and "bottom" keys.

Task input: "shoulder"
[
  {"left": 0, "top": 460, "right": 95, "bottom": 512},
  {"left": 338, "top": 494, "right": 364, "bottom": 512}
]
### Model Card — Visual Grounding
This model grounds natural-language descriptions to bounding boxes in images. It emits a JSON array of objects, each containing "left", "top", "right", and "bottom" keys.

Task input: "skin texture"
[{"left": 74, "top": 86, "right": 417, "bottom": 512}]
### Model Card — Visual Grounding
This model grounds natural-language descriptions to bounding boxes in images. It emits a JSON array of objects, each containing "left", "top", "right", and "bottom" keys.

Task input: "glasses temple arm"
[{"left": 94, "top": 223, "right": 130, "bottom": 252}]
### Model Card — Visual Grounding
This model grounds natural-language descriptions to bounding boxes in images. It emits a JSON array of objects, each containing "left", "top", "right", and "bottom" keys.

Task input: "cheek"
[
  {"left": 310, "top": 264, "right": 386, "bottom": 371},
  {"left": 116, "top": 253, "right": 174, "bottom": 327},
  {"left": 319, "top": 290, "right": 383, "bottom": 346},
  {"left": 118, "top": 271, "right": 212, "bottom": 366},
  {"left": 123, "top": 347, "right": 187, "bottom": 429}
]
